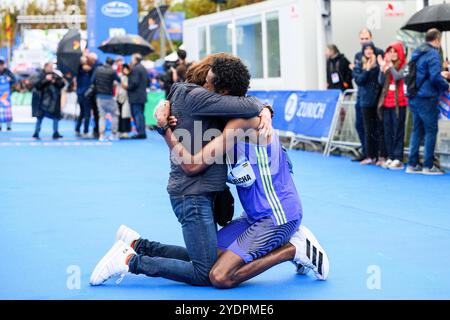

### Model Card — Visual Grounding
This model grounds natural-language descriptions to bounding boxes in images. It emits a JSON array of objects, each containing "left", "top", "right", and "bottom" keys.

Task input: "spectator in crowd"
[
  {"left": 123, "top": 53, "right": 148, "bottom": 139},
  {"left": 116, "top": 64, "right": 132, "bottom": 139},
  {"left": 115, "top": 56, "right": 124, "bottom": 74},
  {"left": 160, "top": 61, "right": 176, "bottom": 97},
  {"left": 75, "top": 56, "right": 93, "bottom": 138},
  {"left": 353, "top": 42, "right": 387, "bottom": 166},
  {"left": 406, "top": 28, "right": 448, "bottom": 175},
  {"left": 377, "top": 42, "right": 408, "bottom": 170},
  {"left": 31, "top": 62, "right": 65, "bottom": 140},
  {"left": 150, "top": 76, "right": 161, "bottom": 91},
  {"left": 352, "top": 28, "right": 384, "bottom": 162},
  {"left": 0, "top": 56, "right": 16, "bottom": 131},
  {"left": 326, "top": 44, "right": 353, "bottom": 91},
  {"left": 88, "top": 52, "right": 102, "bottom": 138},
  {"left": 92, "top": 57, "right": 121, "bottom": 142},
  {"left": 171, "top": 49, "right": 189, "bottom": 83}
]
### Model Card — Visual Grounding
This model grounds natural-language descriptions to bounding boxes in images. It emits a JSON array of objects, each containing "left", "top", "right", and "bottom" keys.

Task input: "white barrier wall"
[{"left": 183, "top": 0, "right": 327, "bottom": 91}]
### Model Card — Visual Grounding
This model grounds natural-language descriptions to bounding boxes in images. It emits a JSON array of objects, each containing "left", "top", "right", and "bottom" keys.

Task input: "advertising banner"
[
  {"left": 87, "top": 0, "right": 138, "bottom": 61},
  {"left": 439, "top": 92, "right": 450, "bottom": 119},
  {"left": 249, "top": 90, "right": 341, "bottom": 140},
  {"left": 154, "top": 12, "right": 185, "bottom": 41}
]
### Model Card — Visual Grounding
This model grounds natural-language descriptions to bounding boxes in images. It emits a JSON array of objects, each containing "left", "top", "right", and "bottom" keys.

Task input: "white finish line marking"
[{"left": 0, "top": 141, "right": 113, "bottom": 147}]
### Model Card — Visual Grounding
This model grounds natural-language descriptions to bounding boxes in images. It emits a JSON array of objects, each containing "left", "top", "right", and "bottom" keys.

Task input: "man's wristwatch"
[{"left": 156, "top": 124, "right": 170, "bottom": 136}]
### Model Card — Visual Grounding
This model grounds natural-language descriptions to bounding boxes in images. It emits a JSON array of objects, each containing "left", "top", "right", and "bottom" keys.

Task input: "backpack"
[
  {"left": 405, "top": 58, "right": 428, "bottom": 98},
  {"left": 405, "top": 60, "right": 419, "bottom": 97}
]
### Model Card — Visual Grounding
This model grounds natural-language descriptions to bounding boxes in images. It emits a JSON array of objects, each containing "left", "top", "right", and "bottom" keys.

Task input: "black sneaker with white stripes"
[{"left": 289, "top": 225, "right": 329, "bottom": 280}]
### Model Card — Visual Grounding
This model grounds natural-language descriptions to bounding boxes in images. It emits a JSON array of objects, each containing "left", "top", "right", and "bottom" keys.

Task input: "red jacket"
[{"left": 382, "top": 42, "right": 408, "bottom": 108}]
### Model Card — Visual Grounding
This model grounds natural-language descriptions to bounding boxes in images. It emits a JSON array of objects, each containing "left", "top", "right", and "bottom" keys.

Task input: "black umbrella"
[
  {"left": 402, "top": 3, "right": 450, "bottom": 32},
  {"left": 98, "top": 34, "right": 154, "bottom": 56},
  {"left": 57, "top": 29, "right": 82, "bottom": 75}
]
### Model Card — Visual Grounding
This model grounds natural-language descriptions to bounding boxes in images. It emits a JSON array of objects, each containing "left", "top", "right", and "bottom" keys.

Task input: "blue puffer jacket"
[{"left": 411, "top": 43, "right": 449, "bottom": 99}]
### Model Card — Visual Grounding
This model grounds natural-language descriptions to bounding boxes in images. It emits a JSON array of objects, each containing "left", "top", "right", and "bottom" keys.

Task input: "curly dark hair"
[{"left": 210, "top": 57, "right": 250, "bottom": 97}]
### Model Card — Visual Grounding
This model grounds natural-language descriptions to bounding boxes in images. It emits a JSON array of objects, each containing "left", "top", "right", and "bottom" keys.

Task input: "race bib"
[
  {"left": 331, "top": 72, "right": 340, "bottom": 84},
  {"left": 228, "top": 158, "right": 256, "bottom": 188}
]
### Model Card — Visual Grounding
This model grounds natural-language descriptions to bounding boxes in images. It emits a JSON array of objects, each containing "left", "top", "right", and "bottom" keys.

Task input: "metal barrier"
[
  {"left": 323, "top": 89, "right": 361, "bottom": 157},
  {"left": 323, "top": 89, "right": 450, "bottom": 169}
]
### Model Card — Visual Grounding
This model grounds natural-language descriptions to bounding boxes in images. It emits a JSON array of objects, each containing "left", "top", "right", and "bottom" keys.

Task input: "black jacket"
[
  {"left": 127, "top": 63, "right": 148, "bottom": 104},
  {"left": 326, "top": 53, "right": 353, "bottom": 91},
  {"left": 92, "top": 64, "right": 120, "bottom": 96},
  {"left": 31, "top": 70, "right": 65, "bottom": 119}
]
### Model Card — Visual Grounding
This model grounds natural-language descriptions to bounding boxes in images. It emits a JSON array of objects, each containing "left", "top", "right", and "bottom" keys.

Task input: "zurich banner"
[
  {"left": 249, "top": 90, "right": 341, "bottom": 140},
  {"left": 438, "top": 93, "right": 450, "bottom": 119},
  {"left": 87, "top": 0, "right": 138, "bottom": 61}
]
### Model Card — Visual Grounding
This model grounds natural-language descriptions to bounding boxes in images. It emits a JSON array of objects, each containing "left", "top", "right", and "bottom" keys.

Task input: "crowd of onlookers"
[
  {"left": 0, "top": 49, "right": 189, "bottom": 142},
  {"left": 326, "top": 27, "right": 448, "bottom": 175},
  {"left": 1, "top": 30, "right": 448, "bottom": 175}
]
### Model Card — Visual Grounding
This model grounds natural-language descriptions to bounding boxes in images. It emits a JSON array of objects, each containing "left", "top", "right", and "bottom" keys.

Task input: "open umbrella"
[
  {"left": 57, "top": 29, "right": 82, "bottom": 75},
  {"left": 98, "top": 34, "right": 154, "bottom": 56},
  {"left": 401, "top": 3, "right": 450, "bottom": 32}
]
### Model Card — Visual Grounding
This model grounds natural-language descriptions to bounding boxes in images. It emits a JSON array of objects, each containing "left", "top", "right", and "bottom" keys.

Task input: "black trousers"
[
  {"left": 383, "top": 107, "right": 406, "bottom": 161},
  {"left": 117, "top": 102, "right": 131, "bottom": 133},
  {"left": 361, "top": 107, "right": 387, "bottom": 160},
  {"left": 75, "top": 94, "right": 91, "bottom": 134},
  {"left": 90, "top": 96, "right": 99, "bottom": 135}
]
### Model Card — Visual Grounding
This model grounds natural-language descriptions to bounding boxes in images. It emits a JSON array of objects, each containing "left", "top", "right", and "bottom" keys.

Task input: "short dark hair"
[
  {"left": 122, "top": 64, "right": 130, "bottom": 72},
  {"left": 210, "top": 57, "right": 250, "bottom": 97},
  {"left": 177, "top": 49, "right": 187, "bottom": 60},
  {"left": 105, "top": 57, "right": 114, "bottom": 66},
  {"left": 426, "top": 28, "right": 442, "bottom": 42}
]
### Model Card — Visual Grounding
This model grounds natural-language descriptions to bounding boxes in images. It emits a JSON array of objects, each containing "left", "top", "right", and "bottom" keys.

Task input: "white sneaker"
[
  {"left": 98, "top": 135, "right": 107, "bottom": 142},
  {"left": 382, "top": 159, "right": 393, "bottom": 169},
  {"left": 90, "top": 240, "right": 136, "bottom": 286},
  {"left": 289, "top": 225, "right": 329, "bottom": 280},
  {"left": 388, "top": 159, "right": 405, "bottom": 170},
  {"left": 115, "top": 225, "right": 140, "bottom": 247}
]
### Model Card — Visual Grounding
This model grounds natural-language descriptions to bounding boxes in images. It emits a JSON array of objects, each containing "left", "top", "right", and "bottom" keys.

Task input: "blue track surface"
[{"left": 1, "top": 121, "right": 450, "bottom": 300}]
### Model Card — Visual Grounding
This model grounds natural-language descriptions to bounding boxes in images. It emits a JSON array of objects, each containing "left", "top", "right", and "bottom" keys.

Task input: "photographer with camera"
[{"left": 31, "top": 62, "right": 65, "bottom": 140}]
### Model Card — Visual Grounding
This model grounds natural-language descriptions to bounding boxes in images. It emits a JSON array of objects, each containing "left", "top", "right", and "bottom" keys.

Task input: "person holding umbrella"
[
  {"left": 88, "top": 53, "right": 103, "bottom": 138},
  {"left": 75, "top": 56, "right": 93, "bottom": 137},
  {"left": 406, "top": 28, "right": 448, "bottom": 175},
  {"left": 122, "top": 53, "right": 148, "bottom": 139}
]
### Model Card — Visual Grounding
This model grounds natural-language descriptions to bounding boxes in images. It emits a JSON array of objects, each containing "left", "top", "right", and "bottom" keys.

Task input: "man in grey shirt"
[{"left": 90, "top": 56, "right": 273, "bottom": 287}]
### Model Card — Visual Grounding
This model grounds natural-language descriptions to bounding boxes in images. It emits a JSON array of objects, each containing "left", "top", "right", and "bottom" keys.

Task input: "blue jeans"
[
  {"left": 408, "top": 97, "right": 440, "bottom": 169},
  {"left": 129, "top": 194, "right": 218, "bottom": 286},
  {"left": 383, "top": 107, "right": 406, "bottom": 161},
  {"left": 130, "top": 103, "right": 146, "bottom": 136},
  {"left": 75, "top": 94, "right": 91, "bottom": 134},
  {"left": 34, "top": 116, "right": 59, "bottom": 134}
]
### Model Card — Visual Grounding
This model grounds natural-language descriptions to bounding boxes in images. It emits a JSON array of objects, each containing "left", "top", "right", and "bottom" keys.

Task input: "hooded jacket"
[
  {"left": 378, "top": 42, "right": 408, "bottom": 110},
  {"left": 411, "top": 42, "right": 449, "bottom": 99},
  {"left": 353, "top": 42, "right": 381, "bottom": 108}
]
